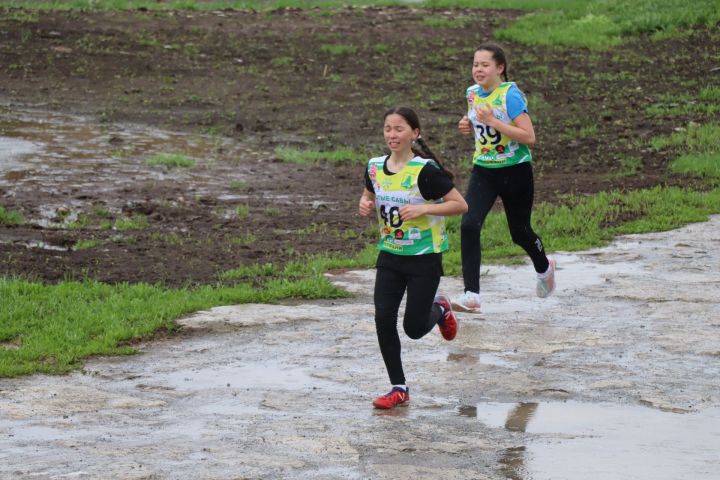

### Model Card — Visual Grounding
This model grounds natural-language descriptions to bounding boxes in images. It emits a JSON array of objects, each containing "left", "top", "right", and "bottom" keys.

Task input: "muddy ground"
[
  {"left": 1, "top": 217, "right": 719, "bottom": 479},
  {"left": 0, "top": 7, "right": 718, "bottom": 284}
]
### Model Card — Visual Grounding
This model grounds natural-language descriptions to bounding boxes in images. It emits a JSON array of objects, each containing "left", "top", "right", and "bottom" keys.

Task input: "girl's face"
[
  {"left": 384, "top": 113, "right": 419, "bottom": 154},
  {"left": 472, "top": 49, "right": 504, "bottom": 90}
]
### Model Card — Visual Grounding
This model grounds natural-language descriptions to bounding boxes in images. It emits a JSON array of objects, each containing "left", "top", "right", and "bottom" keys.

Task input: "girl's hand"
[
  {"left": 475, "top": 104, "right": 497, "bottom": 127},
  {"left": 358, "top": 197, "right": 374, "bottom": 217},
  {"left": 458, "top": 115, "right": 472, "bottom": 135},
  {"left": 399, "top": 204, "right": 427, "bottom": 221}
]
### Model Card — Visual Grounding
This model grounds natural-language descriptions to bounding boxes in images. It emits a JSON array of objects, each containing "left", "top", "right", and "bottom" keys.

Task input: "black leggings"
[
  {"left": 460, "top": 162, "right": 549, "bottom": 293},
  {"left": 374, "top": 253, "right": 444, "bottom": 385}
]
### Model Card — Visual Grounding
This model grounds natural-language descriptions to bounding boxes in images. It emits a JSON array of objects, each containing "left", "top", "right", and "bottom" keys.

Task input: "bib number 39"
[{"left": 475, "top": 124, "right": 502, "bottom": 145}]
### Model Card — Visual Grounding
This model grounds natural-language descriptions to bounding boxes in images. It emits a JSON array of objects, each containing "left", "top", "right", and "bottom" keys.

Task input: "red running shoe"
[
  {"left": 372, "top": 387, "right": 410, "bottom": 409},
  {"left": 434, "top": 294, "right": 458, "bottom": 340}
]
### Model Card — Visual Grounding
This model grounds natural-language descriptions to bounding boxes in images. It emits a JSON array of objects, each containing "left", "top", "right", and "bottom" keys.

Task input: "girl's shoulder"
[
  {"left": 502, "top": 82, "right": 525, "bottom": 95},
  {"left": 368, "top": 155, "right": 387, "bottom": 165},
  {"left": 466, "top": 84, "right": 482, "bottom": 96}
]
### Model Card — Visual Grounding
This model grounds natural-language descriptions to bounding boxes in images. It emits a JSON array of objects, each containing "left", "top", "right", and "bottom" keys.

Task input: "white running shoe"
[
  {"left": 451, "top": 291, "right": 481, "bottom": 313},
  {"left": 536, "top": 257, "right": 556, "bottom": 298}
]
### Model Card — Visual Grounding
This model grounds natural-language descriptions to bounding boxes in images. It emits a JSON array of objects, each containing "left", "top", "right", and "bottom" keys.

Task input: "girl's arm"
[
  {"left": 358, "top": 189, "right": 375, "bottom": 217},
  {"left": 476, "top": 105, "right": 536, "bottom": 146},
  {"left": 399, "top": 188, "right": 468, "bottom": 221}
]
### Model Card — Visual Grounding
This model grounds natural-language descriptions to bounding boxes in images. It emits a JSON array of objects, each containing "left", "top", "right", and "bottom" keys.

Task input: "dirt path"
[{"left": 2, "top": 216, "right": 718, "bottom": 479}]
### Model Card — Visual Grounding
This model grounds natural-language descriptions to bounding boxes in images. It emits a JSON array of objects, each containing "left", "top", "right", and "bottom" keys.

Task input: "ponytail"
[{"left": 413, "top": 136, "right": 454, "bottom": 182}]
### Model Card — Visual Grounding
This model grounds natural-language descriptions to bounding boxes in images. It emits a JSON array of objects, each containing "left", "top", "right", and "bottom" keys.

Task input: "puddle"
[
  {"left": 447, "top": 352, "right": 516, "bottom": 368},
  {"left": 464, "top": 401, "right": 720, "bottom": 479},
  {"left": 0, "top": 108, "right": 257, "bottom": 223},
  {"left": 157, "top": 361, "right": 326, "bottom": 391}
]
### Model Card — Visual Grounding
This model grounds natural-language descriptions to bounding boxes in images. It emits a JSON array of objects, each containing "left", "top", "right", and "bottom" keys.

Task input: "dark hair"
[
  {"left": 476, "top": 42, "right": 509, "bottom": 82},
  {"left": 383, "top": 106, "right": 454, "bottom": 181}
]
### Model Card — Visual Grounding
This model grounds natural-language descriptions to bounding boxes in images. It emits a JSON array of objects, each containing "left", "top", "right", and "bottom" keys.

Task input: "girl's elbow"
[{"left": 526, "top": 134, "right": 536, "bottom": 146}]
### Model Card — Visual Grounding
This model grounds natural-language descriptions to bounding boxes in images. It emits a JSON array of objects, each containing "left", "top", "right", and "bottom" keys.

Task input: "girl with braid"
[
  {"left": 358, "top": 107, "right": 468, "bottom": 409},
  {"left": 452, "top": 43, "right": 556, "bottom": 314}
]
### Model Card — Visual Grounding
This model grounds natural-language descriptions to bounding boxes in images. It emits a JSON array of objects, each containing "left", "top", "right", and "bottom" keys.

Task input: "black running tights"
[
  {"left": 374, "top": 265, "right": 443, "bottom": 385},
  {"left": 460, "top": 162, "right": 549, "bottom": 294}
]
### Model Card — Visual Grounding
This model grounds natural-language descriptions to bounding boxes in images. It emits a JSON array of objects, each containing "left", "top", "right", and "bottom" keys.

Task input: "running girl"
[
  {"left": 452, "top": 43, "right": 555, "bottom": 314},
  {"left": 359, "top": 107, "right": 468, "bottom": 409}
]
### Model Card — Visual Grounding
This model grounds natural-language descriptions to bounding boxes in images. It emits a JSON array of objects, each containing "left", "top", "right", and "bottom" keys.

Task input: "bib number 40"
[{"left": 380, "top": 205, "right": 402, "bottom": 228}]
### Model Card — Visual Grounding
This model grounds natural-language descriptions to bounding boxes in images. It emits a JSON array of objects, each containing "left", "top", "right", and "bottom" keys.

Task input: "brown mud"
[{"left": 0, "top": 7, "right": 718, "bottom": 285}]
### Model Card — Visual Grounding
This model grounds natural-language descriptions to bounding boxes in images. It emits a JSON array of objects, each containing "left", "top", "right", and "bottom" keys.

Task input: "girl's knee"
[{"left": 403, "top": 325, "right": 425, "bottom": 340}]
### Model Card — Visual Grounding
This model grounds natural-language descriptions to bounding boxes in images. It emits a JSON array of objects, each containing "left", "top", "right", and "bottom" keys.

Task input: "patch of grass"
[
  {"left": 219, "top": 262, "right": 279, "bottom": 280},
  {"left": 699, "top": 86, "right": 720, "bottom": 102},
  {"left": 7, "top": 10, "right": 38, "bottom": 22},
  {"left": 271, "top": 56, "right": 293, "bottom": 66},
  {"left": 235, "top": 204, "right": 250, "bottom": 219},
  {"left": 229, "top": 180, "right": 248, "bottom": 190},
  {"left": 0, "top": 275, "right": 349, "bottom": 377},
  {"left": 149, "top": 232, "right": 184, "bottom": 245},
  {"left": 609, "top": 155, "right": 642, "bottom": 179},
  {"left": 422, "top": 16, "right": 473, "bottom": 29},
  {"left": 145, "top": 152, "right": 195, "bottom": 168},
  {"left": 227, "top": 232, "right": 256, "bottom": 246},
  {"left": 562, "top": 124, "right": 598, "bottom": 140},
  {"left": 0, "top": 206, "right": 24, "bottom": 225},
  {"left": 275, "top": 146, "right": 367, "bottom": 165},
  {"left": 649, "top": 122, "right": 720, "bottom": 153},
  {"left": 670, "top": 152, "right": 720, "bottom": 180},
  {"left": 372, "top": 43, "right": 388, "bottom": 54},
  {"left": 646, "top": 94, "right": 720, "bottom": 117},
  {"left": 441, "top": 185, "right": 720, "bottom": 274},
  {"left": 265, "top": 207, "right": 281, "bottom": 217},
  {"left": 114, "top": 215, "right": 149, "bottom": 231},
  {"left": 73, "top": 239, "right": 98, "bottom": 250},
  {"left": 504, "top": 0, "right": 718, "bottom": 49},
  {"left": 320, "top": 44, "right": 355, "bottom": 56}
]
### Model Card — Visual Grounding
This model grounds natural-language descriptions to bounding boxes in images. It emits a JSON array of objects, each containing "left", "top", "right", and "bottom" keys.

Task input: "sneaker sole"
[{"left": 372, "top": 401, "right": 410, "bottom": 409}]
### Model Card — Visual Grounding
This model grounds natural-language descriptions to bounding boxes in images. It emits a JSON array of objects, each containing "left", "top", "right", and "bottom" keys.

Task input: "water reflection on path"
[{"left": 464, "top": 401, "right": 720, "bottom": 480}]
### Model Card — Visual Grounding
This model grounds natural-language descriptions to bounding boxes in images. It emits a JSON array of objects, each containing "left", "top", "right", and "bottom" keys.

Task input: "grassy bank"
[{"left": 2, "top": 0, "right": 718, "bottom": 49}]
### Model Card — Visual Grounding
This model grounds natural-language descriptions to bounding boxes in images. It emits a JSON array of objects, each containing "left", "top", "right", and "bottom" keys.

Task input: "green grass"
[
  {"left": 275, "top": 146, "right": 367, "bottom": 164},
  {"left": 671, "top": 152, "right": 720, "bottom": 180},
  {"left": 6, "top": 0, "right": 712, "bottom": 50},
  {"left": 609, "top": 155, "right": 642, "bottom": 179},
  {"left": 646, "top": 93, "right": 720, "bottom": 117},
  {"left": 235, "top": 204, "right": 250, "bottom": 219},
  {"left": 649, "top": 122, "right": 720, "bottom": 180},
  {"left": 441, "top": 185, "right": 720, "bottom": 274},
  {"left": 145, "top": 152, "right": 195, "bottom": 168},
  {"left": 320, "top": 44, "right": 356, "bottom": 56},
  {"left": 421, "top": 16, "right": 473, "bottom": 29},
  {"left": 73, "top": 239, "right": 98, "bottom": 250},
  {"left": 114, "top": 214, "right": 149, "bottom": 231},
  {"left": 0, "top": 206, "right": 24, "bottom": 225},
  {"left": 0, "top": 275, "right": 349, "bottom": 377},
  {"left": 649, "top": 122, "right": 720, "bottom": 153}
]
